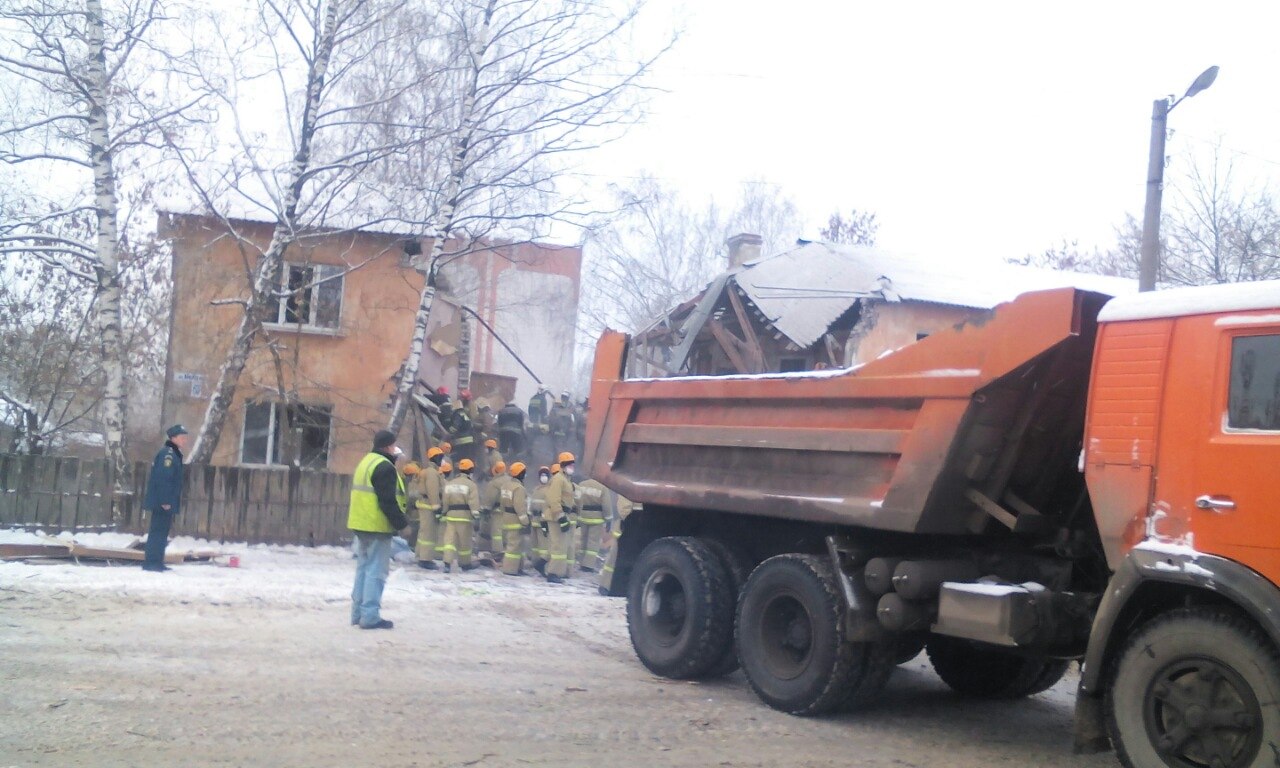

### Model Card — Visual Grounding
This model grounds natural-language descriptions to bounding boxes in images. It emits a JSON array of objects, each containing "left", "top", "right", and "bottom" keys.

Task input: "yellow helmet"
[
  {"left": 426, "top": 446, "right": 444, "bottom": 460},
  {"left": 441, "top": 461, "right": 453, "bottom": 474},
  {"left": 403, "top": 461, "right": 422, "bottom": 476},
  {"left": 550, "top": 463, "right": 561, "bottom": 474},
  {"left": 557, "top": 451, "right": 576, "bottom": 464},
  {"left": 458, "top": 458, "right": 475, "bottom": 472},
  {"left": 484, "top": 438, "right": 498, "bottom": 449},
  {"left": 509, "top": 461, "right": 527, "bottom": 478},
  {"left": 491, "top": 461, "right": 506, "bottom": 476}
]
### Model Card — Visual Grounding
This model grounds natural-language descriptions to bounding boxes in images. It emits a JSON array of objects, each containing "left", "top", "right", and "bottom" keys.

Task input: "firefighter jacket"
[
  {"left": 544, "top": 471, "right": 575, "bottom": 522},
  {"left": 574, "top": 479, "right": 609, "bottom": 526},
  {"left": 442, "top": 473, "right": 480, "bottom": 522},
  {"left": 409, "top": 463, "right": 443, "bottom": 512}
]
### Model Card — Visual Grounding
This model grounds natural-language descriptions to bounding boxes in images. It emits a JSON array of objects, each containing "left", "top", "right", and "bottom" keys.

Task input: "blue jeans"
[{"left": 351, "top": 532, "right": 392, "bottom": 627}]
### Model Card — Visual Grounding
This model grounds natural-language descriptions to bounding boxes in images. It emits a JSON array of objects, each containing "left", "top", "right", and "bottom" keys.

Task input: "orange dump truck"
[{"left": 585, "top": 283, "right": 1280, "bottom": 767}]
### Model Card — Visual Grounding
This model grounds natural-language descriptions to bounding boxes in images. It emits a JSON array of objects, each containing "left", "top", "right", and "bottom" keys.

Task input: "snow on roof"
[
  {"left": 733, "top": 242, "right": 1136, "bottom": 349},
  {"left": 1098, "top": 279, "right": 1280, "bottom": 323}
]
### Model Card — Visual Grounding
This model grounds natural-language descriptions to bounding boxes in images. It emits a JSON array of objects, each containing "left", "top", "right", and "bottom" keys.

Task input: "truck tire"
[
  {"left": 1106, "top": 608, "right": 1280, "bottom": 768},
  {"left": 702, "top": 538, "right": 750, "bottom": 677},
  {"left": 736, "top": 554, "right": 892, "bottom": 715},
  {"left": 626, "top": 537, "right": 734, "bottom": 679},
  {"left": 926, "top": 636, "right": 1070, "bottom": 699}
]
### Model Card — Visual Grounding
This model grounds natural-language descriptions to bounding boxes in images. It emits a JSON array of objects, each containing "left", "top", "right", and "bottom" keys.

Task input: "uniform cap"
[
  {"left": 458, "top": 458, "right": 475, "bottom": 472},
  {"left": 491, "top": 461, "right": 506, "bottom": 476},
  {"left": 166, "top": 424, "right": 188, "bottom": 438},
  {"left": 484, "top": 438, "right": 497, "bottom": 449},
  {"left": 557, "top": 451, "right": 576, "bottom": 464},
  {"left": 509, "top": 461, "right": 527, "bottom": 478}
]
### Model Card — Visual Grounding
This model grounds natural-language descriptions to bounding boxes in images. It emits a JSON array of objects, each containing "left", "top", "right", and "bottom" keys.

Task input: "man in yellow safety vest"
[{"left": 348, "top": 429, "right": 409, "bottom": 629}]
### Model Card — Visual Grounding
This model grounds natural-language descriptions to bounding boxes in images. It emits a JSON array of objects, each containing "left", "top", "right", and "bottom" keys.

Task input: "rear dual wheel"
[{"left": 736, "top": 554, "right": 893, "bottom": 715}]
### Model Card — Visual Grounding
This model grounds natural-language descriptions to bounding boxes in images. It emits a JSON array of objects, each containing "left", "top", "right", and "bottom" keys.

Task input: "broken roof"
[{"left": 725, "top": 242, "right": 1135, "bottom": 349}]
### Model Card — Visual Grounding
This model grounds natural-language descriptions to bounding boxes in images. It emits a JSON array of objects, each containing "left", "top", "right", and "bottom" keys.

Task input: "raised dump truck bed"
[{"left": 586, "top": 287, "right": 1111, "bottom": 537}]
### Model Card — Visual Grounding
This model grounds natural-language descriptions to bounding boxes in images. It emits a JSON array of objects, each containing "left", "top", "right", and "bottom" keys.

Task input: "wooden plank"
[
  {"left": 58, "top": 457, "right": 81, "bottom": 532},
  {"left": 0, "top": 454, "right": 15, "bottom": 525},
  {"left": 965, "top": 488, "right": 1017, "bottom": 530},
  {"left": 726, "top": 287, "right": 765, "bottom": 372},
  {"left": 0, "top": 543, "right": 72, "bottom": 559},
  {"left": 706, "top": 318, "right": 751, "bottom": 374}
]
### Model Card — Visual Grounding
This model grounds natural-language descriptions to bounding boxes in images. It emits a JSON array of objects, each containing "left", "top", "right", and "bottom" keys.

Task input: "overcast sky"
[{"left": 580, "top": 0, "right": 1280, "bottom": 267}]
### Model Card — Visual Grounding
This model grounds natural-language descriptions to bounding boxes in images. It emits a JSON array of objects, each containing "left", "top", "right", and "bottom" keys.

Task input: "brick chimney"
[{"left": 726, "top": 232, "right": 763, "bottom": 269}]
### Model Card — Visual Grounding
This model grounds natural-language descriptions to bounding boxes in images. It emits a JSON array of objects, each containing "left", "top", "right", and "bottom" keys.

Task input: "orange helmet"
[
  {"left": 458, "top": 458, "right": 475, "bottom": 473},
  {"left": 441, "top": 460, "right": 453, "bottom": 474},
  {"left": 550, "top": 463, "right": 561, "bottom": 474},
  {"left": 557, "top": 451, "right": 575, "bottom": 464},
  {"left": 491, "top": 461, "right": 506, "bottom": 476},
  {"left": 426, "top": 447, "right": 444, "bottom": 461},
  {"left": 441, "top": 442, "right": 452, "bottom": 453},
  {"left": 484, "top": 438, "right": 498, "bottom": 449},
  {"left": 403, "top": 461, "right": 421, "bottom": 476},
  {"left": 509, "top": 461, "right": 527, "bottom": 478}
]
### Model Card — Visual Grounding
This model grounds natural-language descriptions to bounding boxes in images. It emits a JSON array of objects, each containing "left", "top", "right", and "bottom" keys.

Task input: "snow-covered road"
[{"left": 0, "top": 530, "right": 1119, "bottom": 768}]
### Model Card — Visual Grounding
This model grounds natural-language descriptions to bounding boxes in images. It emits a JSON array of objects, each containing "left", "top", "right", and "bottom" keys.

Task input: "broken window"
[
  {"left": 1227, "top": 334, "right": 1280, "bottom": 431},
  {"left": 266, "top": 263, "right": 344, "bottom": 329},
  {"left": 240, "top": 401, "right": 334, "bottom": 468}
]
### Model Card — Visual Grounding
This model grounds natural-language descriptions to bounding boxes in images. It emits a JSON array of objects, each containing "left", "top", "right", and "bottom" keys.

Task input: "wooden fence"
[{"left": 0, "top": 453, "right": 353, "bottom": 546}]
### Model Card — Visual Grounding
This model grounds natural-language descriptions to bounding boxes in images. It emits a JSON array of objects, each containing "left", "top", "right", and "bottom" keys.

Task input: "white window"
[
  {"left": 241, "top": 401, "right": 333, "bottom": 469},
  {"left": 267, "top": 263, "right": 344, "bottom": 330}
]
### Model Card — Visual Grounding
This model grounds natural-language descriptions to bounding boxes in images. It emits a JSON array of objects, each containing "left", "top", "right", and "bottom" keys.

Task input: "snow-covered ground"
[{"left": 0, "top": 528, "right": 1116, "bottom": 768}]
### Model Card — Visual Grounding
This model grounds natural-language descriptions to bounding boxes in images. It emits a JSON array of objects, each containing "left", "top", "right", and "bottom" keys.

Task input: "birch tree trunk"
[
  {"left": 84, "top": 0, "right": 129, "bottom": 502},
  {"left": 187, "top": 0, "right": 343, "bottom": 463},
  {"left": 386, "top": 0, "right": 494, "bottom": 434},
  {"left": 456, "top": 313, "right": 471, "bottom": 393}
]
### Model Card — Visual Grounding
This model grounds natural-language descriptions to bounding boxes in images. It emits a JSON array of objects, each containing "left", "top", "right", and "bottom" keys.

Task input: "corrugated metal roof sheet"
[{"left": 733, "top": 242, "right": 1136, "bottom": 348}]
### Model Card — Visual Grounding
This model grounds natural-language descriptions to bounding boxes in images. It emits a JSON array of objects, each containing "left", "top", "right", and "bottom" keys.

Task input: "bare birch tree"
[
  {"left": 179, "top": 0, "right": 450, "bottom": 462},
  {"left": 384, "top": 0, "right": 670, "bottom": 433},
  {"left": 0, "top": 0, "right": 199, "bottom": 484}
]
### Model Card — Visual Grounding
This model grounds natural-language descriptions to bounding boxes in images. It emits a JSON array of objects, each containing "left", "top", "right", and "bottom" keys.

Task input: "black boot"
[
  {"left": 546, "top": 574, "right": 564, "bottom": 584},
  {"left": 418, "top": 560, "right": 438, "bottom": 570},
  {"left": 442, "top": 563, "right": 452, "bottom": 574}
]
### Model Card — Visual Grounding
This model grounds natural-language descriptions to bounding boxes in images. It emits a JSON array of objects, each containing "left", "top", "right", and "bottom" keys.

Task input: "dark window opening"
[{"left": 1227, "top": 334, "right": 1280, "bottom": 431}]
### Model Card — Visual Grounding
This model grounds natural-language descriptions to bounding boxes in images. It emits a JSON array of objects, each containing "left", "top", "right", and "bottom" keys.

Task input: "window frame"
[
  {"left": 238, "top": 400, "right": 335, "bottom": 469},
  {"left": 1221, "top": 329, "right": 1280, "bottom": 435},
  {"left": 263, "top": 262, "right": 345, "bottom": 333}
]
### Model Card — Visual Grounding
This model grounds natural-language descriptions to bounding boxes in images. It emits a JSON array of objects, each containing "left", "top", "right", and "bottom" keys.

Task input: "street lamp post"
[{"left": 1138, "top": 65, "right": 1219, "bottom": 292}]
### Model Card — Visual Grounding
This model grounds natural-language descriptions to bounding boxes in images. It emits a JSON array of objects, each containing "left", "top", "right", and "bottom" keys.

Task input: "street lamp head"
[{"left": 1184, "top": 65, "right": 1219, "bottom": 99}]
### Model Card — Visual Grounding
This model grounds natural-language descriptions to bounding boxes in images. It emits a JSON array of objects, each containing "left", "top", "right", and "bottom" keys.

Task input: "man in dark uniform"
[
  {"left": 497, "top": 401, "right": 526, "bottom": 458},
  {"left": 142, "top": 424, "right": 189, "bottom": 572}
]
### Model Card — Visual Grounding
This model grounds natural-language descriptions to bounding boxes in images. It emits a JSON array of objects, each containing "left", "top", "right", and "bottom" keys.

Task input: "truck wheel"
[
  {"left": 737, "top": 554, "right": 891, "bottom": 715},
  {"left": 1106, "top": 608, "right": 1280, "bottom": 768},
  {"left": 926, "top": 636, "right": 1070, "bottom": 699},
  {"left": 702, "top": 538, "right": 750, "bottom": 677},
  {"left": 626, "top": 537, "right": 734, "bottom": 679}
]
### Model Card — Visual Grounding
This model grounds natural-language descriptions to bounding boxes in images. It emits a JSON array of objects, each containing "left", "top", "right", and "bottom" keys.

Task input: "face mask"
[
  {"left": 564, "top": 465, "right": 575, "bottom": 477},
  {"left": 391, "top": 446, "right": 403, "bottom": 458},
  {"left": 539, "top": 474, "right": 550, "bottom": 484}
]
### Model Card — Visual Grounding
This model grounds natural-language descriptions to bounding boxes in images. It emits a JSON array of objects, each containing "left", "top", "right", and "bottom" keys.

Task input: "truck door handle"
[{"left": 1195, "top": 495, "right": 1236, "bottom": 512}]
